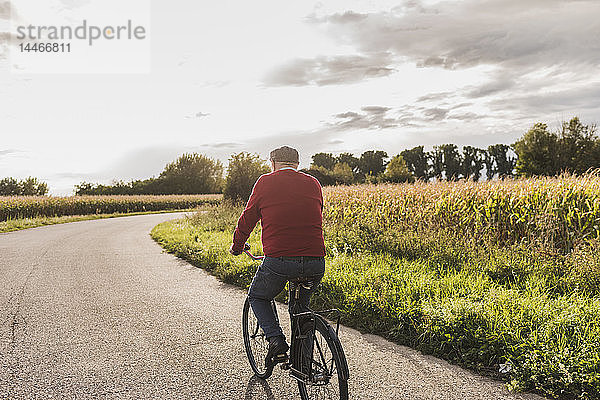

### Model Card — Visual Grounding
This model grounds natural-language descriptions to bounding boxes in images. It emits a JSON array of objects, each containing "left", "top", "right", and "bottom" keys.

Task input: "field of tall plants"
[
  {"left": 151, "top": 174, "right": 600, "bottom": 400},
  {"left": 0, "top": 194, "right": 221, "bottom": 222}
]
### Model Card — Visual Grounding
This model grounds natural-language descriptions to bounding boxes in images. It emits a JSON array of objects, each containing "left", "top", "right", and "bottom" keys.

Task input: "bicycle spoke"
[{"left": 313, "top": 336, "right": 331, "bottom": 376}]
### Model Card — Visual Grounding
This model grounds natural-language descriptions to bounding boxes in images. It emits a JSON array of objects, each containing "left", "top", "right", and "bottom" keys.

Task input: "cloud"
[
  {"left": 0, "top": 1, "right": 12, "bottom": 19},
  {"left": 307, "top": 10, "right": 368, "bottom": 25},
  {"left": 307, "top": 0, "right": 600, "bottom": 110},
  {"left": 263, "top": 53, "right": 395, "bottom": 86},
  {"left": 0, "top": 149, "right": 19, "bottom": 157},
  {"left": 184, "top": 111, "right": 210, "bottom": 119},
  {"left": 447, "top": 112, "right": 486, "bottom": 121},
  {"left": 0, "top": 31, "right": 24, "bottom": 61},
  {"left": 316, "top": 1, "right": 600, "bottom": 71},
  {"left": 488, "top": 82, "right": 600, "bottom": 114},
  {"left": 360, "top": 106, "right": 391, "bottom": 114},
  {"left": 417, "top": 91, "right": 453, "bottom": 102},
  {"left": 0, "top": 32, "right": 15, "bottom": 58},
  {"left": 322, "top": 99, "right": 489, "bottom": 131},
  {"left": 464, "top": 71, "right": 516, "bottom": 98},
  {"left": 330, "top": 106, "right": 399, "bottom": 131},
  {"left": 422, "top": 107, "right": 448, "bottom": 121},
  {"left": 200, "top": 142, "right": 241, "bottom": 149}
]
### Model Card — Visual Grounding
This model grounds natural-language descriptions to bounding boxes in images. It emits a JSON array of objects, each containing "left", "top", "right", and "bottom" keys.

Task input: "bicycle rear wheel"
[
  {"left": 294, "top": 316, "right": 349, "bottom": 400},
  {"left": 242, "top": 297, "right": 275, "bottom": 379}
]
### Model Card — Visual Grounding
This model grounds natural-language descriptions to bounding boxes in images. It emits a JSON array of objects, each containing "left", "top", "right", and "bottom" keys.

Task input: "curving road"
[{"left": 0, "top": 214, "right": 544, "bottom": 399}]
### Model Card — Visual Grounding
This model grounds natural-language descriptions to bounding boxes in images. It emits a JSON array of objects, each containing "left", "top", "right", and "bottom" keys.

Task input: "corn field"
[
  {"left": 324, "top": 173, "right": 600, "bottom": 253},
  {"left": 0, "top": 194, "right": 222, "bottom": 222}
]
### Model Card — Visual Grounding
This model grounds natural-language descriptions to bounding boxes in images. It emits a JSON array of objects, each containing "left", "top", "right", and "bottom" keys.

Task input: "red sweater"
[{"left": 232, "top": 169, "right": 325, "bottom": 257}]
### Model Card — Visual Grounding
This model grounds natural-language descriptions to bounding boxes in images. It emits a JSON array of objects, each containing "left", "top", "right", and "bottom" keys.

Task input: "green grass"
[
  {"left": 0, "top": 209, "right": 195, "bottom": 233},
  {"left": 152, "top": 203, "right": 600, "bottom": 400}
]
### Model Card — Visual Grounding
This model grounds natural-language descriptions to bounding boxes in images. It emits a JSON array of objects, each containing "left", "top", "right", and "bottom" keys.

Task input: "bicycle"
[{"left": 241, "top": 246, "right": 349, "bottom": 400}]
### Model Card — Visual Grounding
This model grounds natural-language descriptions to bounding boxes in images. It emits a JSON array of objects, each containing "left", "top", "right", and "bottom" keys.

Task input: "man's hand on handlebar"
[{"left": 229, "top": 243, "right": 250, "bottom": 256}]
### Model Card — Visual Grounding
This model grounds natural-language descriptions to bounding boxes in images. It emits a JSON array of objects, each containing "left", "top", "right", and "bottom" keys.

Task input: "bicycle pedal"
[
  {"left": 280, "top": 362, "right": 290, "bottom": 370},
  {"left": 273, "top": 353, "right": 288, "bottom": 362}
]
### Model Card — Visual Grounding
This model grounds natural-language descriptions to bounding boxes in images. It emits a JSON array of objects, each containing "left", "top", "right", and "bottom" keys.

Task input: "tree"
[
  {"left": 224, "top": 152, "right": 270, "bottom": 203},
  {"left": 429, "top": 146, "right": 444, "bottom": 180},
  {"left": 461, "top": 146, "right": 485, "bottom": 181},
  {"left": 302, "top": 166, "right": 336, "bottom": 186},
  {"left": 384, "top": 155, "right": 414, "bottom": 183},
  {"left": 0, "top": 177, "right": 48, "bottom": 196},
  {"left": 331, "top": 163, "right": 354, "bottom": 185},
  {"left": 400, "top": 146, "right": 429, "bottom": 180},
  {"left": 20, "top": 177, "right": 49, "bottom": 195},
  {"left": 159, "top": 153, "right": 224, "bottom": 194},
  {"left": 311, "top": 153, "right": 336, "bottom": 170},
  {"left": 513, "top": 123, "right": 560, "bottom": 177},
  {"left": 440, "top": 144, "right": 462, "bottom": 180},
  {"left": 74, "top": 182, "right": 94, "bottom": 195},
  {"left": 336, "top": 153, "right": 360, "bottom": 174},
  {"left": 483, "top": 149, "right": 495, "bottom": 180},
  {"left": 488, "top": 144, "right": 516, "bottom": 178},
  {"left": 558, "top": 117, "right": 599, "bottom": 174},
  {"left": 0, "top": 177, "right": 21, "bottom": 196},
  {"left": 358, "top": 150, "right": 388, "bottom": 177}
]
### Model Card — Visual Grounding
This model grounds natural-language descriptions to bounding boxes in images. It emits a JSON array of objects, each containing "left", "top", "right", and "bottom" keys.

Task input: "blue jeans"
[{"left": 248, "top": 256, "right": 325, "bottom": 340}]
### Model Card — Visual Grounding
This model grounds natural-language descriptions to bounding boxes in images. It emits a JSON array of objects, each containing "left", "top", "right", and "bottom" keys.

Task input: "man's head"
[{"left": 269, "top": 146, "right": 299, "bottom": 171}]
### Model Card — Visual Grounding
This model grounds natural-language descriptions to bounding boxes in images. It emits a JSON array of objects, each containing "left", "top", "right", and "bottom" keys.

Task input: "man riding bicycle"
[{"left": 229, "top": 146, "right": 326, "bottom": 368}]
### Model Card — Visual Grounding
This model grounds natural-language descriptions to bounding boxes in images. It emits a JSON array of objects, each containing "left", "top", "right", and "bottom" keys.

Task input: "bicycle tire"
[
  {"left": 294, "top": 316, "right": 349, "bottom": 400},
  {"left": 242, "top": 297, "right": 274, "bottom": 379}
]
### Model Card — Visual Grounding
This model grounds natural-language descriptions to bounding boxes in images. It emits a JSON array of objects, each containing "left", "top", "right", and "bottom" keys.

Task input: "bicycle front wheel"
[
  {"left": 295, "top": 316, "right": 349, "bottom": 400},
  {"left": 242, "top": 297, "right": 274, "bottom": 379}
]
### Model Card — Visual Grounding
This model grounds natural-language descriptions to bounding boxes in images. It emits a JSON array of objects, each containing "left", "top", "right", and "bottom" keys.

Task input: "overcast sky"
[{"left": 1, "top": 0, "right": 599, "bottom": 195}]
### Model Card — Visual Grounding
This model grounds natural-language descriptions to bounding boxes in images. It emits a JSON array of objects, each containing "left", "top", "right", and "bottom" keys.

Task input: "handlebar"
[{"left": 243, "top": 243, "right": 264, "bottom": 261}]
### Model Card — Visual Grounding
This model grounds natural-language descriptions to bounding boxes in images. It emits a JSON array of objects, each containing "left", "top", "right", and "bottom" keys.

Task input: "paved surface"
[{"left": 0, "top": 213, "right": 545, "bottom": 399}]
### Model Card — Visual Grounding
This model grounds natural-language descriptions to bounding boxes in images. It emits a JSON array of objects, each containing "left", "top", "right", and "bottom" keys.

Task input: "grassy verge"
[
  {"left": 152, "top": 204, "right": 600, "bottom": 400},
  {"left": 0, "top": 209, "right": 194, "bottom": 233}
]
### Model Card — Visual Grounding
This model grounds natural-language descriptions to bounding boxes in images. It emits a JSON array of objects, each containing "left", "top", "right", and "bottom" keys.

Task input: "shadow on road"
[{"left": 244, "top": 375, "right": 275, "bottom": 400}]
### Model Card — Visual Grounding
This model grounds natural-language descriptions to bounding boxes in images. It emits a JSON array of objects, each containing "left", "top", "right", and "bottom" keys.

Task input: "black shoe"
[{"left": 265, "top": 336, "right": 289, "bottom": 368}]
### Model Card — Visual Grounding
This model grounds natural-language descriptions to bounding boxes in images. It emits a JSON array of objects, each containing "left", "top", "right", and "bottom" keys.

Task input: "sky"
[{"left": 1, "top": 0, "right": 599, "bottom": 195}]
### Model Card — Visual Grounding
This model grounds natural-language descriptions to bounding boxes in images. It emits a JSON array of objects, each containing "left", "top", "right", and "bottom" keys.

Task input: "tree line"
[
  {"left": 73, "top": 152, "right": 269, "bottom": 203},
  {"left": 306, "top": 117, "right": 599, "bottom": 185},
  {"left": 2, "top": 116, "right": 598, "bottom": 198},
  {"left": 304, "top": 144, "right": 516, "bottom": 185},
  {"left": 75, "top": 153, "right": 224, "bottom": 196}
]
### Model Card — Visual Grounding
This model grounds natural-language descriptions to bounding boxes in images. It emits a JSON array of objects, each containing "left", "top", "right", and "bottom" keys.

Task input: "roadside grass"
[
  {"left": 152, "top": 194, "right": 600, "bottom": 400},
  {"left": 0, "top": 209, "right": 196, "bottom": 233}
]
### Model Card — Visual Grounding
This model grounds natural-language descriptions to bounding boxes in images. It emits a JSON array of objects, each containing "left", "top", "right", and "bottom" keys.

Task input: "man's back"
[{"left": 232, "top": 168, "right": 325, "bottom": 257}]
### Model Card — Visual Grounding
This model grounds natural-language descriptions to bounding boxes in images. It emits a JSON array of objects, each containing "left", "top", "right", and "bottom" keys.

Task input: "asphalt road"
[{"left": 0, "top": 213, "right": 545, "bottom": 399}]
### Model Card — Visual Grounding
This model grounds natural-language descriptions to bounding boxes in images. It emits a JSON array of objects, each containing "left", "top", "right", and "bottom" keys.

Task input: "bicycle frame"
[{"left": 243, "top": 248, "right": 342, "bottom": 384}]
